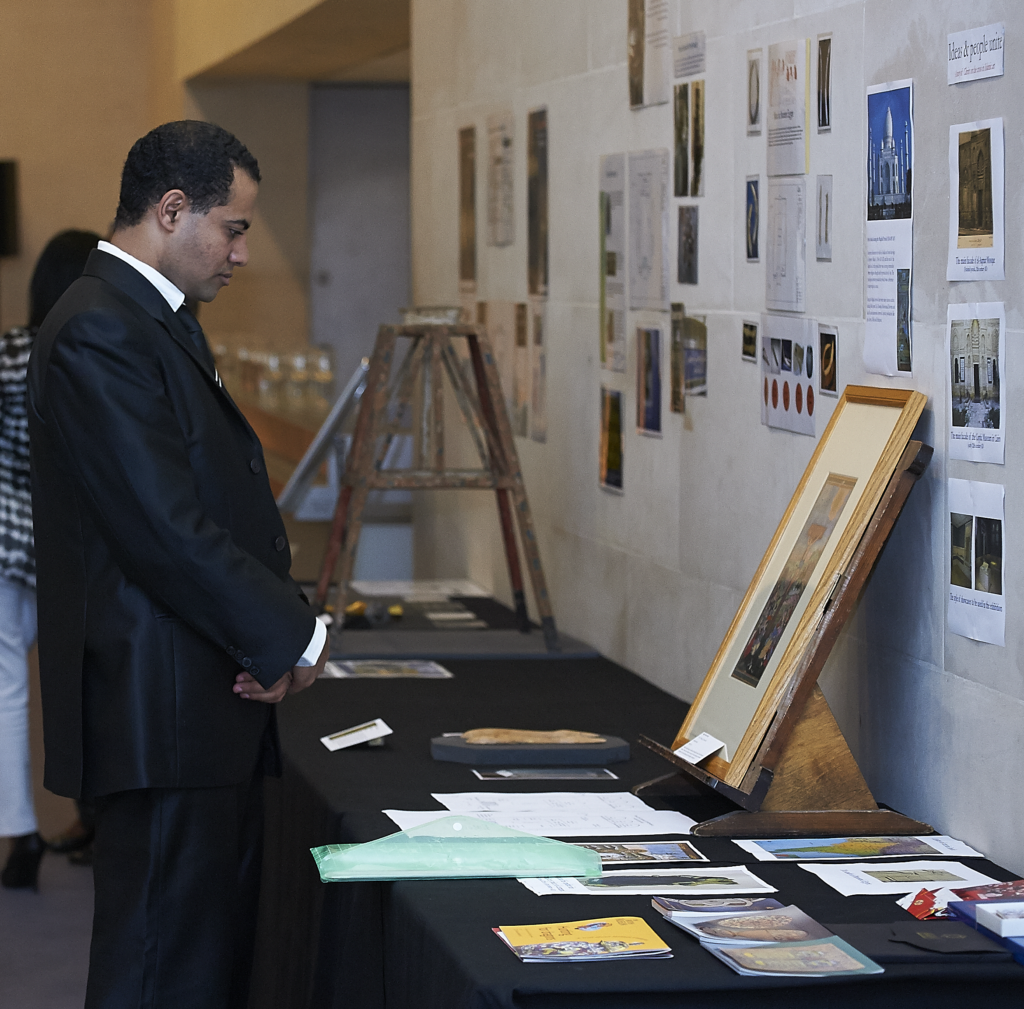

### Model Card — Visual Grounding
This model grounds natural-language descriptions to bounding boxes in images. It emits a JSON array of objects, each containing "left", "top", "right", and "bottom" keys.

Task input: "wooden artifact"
[
  {"left": 636, "top": 387, "right": 933, "bottom": 836},
  {"left": 313, "top": 322, "right": 558, "bottom": 650}
]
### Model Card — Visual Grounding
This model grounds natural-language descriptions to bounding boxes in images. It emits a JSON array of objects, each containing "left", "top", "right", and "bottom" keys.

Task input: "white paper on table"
[
  {"left": 948, "top": 478, "right": 1005, "bottom": 646},
  {"left": 767, "top": 39, "right": 809, "bottom": 177},
  {"left": 765, "top": 178, "right": 806, "bottom": 312},
  {"left": 947, "top": 119, "right": 1003, "bottom": 281},
  {"left": 431, "top": 791, "right": 652, "bottom": 815},
  {"left": 383, "top": 809, "right": 697, "bottom": 836},
  {"left": 799, "top": 860, "right": 998, "bottom": 896},
  {"left": 600, "top": 153, "right": 627, "bottom": 373},
  {"left": 947, "top": 303, "right": 1005, "bottom": 464},
  {"left": 628, "top": 148, "right": 670, "bottom": 311},
  {"left": 734, "top": 835, "right": 985, "bottom": 861},
  {"left": 520, "top": 866, "right": 776, "bottom": 896},
  {"left": 864, "top": 79, "right": 913, "bottom": 377}
]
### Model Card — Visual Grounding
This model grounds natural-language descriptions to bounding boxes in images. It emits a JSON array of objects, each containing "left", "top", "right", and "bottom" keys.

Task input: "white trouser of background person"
[{"left": 0, "top": 579, "right": 38, "bottom": 837}]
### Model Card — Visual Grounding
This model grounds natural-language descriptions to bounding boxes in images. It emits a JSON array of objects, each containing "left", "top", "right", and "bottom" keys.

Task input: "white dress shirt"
[{"left": 96, "top": 241, "right": 327, "bottom": 669}]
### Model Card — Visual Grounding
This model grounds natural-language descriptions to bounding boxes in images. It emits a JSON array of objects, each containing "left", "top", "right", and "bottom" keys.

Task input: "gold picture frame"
[{"left": 672, "top": 386, "right": 926, "bottom": 791}]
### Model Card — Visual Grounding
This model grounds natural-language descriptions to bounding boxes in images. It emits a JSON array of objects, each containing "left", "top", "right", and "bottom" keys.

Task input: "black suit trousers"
[{"left": 85, "top": 767, "right": 265, "bottom": 1009}]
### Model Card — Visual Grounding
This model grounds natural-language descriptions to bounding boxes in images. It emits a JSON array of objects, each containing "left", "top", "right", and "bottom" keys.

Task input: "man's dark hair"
[
  {"left": 113, "top": 120, "right": 260, "bottom": 231},
  {"left": 29, "top": 229, "right": 101, "bottom": 329}
]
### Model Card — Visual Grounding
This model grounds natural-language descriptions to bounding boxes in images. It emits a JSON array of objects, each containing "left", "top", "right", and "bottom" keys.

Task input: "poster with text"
[
  {"left": 864, "top": 80, "right": 913, "bottom": 376},
  {"left": 486, "top": 112, "right": 514, "bottom": 247},
  {"left": 530, "top": 302, "right": 547, "bottom": 443},
  {"left": 767, "top": 39, "right": 809, "bottom": 176},
  {"left": 636, "top": 327, "right": 662, "bottom": 435},
  {"left": 527, "top": 108, "right": 548, "bottom": 297},
  {"left": 947, "top": 118, "right": 1004, "bottom": 281},
  {"left": 600, "top": 154, "right": 627, "bottom": 372},
  {"left": 761, "top": 314, "right": 816, "bottom": 436},
  {"left": 628, "top": 148, "right": 670, "bottom": 310},
  {"left": 765, "top": 177, "right": 806, "bottom": 312},
  {"left": 948, "top": 478, "right": 1004, "bottom": 647},
  {"left": 947, "top": 302, "right": 1005, "bottom": 464},
  {"left": 599, "top": 386, "right": 624, "bottom": 492}
]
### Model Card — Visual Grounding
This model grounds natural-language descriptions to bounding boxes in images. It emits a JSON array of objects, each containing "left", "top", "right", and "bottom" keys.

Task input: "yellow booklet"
[{"left": 495, "top": 916, "right": 672, "bottom": 962}]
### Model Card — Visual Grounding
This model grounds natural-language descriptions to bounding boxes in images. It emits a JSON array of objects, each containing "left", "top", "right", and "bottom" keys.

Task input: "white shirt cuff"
[{"left": 295, "top": 616, "right": 328, "bottom": 666}]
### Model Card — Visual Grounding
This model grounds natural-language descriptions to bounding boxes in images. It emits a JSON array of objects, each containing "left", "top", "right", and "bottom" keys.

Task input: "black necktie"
[{"left": 175, "top": 305, "right": 218, "bottom": 377}]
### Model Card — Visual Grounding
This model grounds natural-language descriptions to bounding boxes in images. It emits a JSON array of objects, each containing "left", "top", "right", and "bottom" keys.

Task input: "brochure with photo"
[
  {"left": 667, "top": 905, "right": 833, "bottom": 947},
  {"left": 734, "top": 834, "right": 984, "bottom": 861},
  {"left": 653, "top": 895, "right": 784, "bottom": 916},
  {"left": 573, "top": 840, "right": 707, "bottom": 865},
  {"left": 801, "top": 860, "right": 998, "bottom": 896},
  {"left": 521, "top": 865, "right": 775, "bottom": 897},
  {"left": 494, "top": 915, "right": 671, "bottom": 962},
  {"left": 706, "top": 936, "right": 884, "bottom": 977}
]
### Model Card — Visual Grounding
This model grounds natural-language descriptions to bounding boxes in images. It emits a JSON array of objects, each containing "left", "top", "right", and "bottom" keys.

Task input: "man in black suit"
[{"left": 28, "top": 121, "right": 328, "bottom": 1008}]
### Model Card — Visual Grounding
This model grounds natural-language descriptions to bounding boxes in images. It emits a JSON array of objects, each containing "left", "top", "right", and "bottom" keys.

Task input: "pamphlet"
[
  {"left": 573, "top": 840, "right": 707, "bottom": 865},
  {"left": 653, "top": 896, "right": 784, "bottom": 916},
  {"left": 494, "top": 915, "right": 671, "bottom": 962},
  {"left": 734, "top": 834, "right": 984, "bottom": 861},
  {"left": 705, "top": 936, "right": 883, "bottom": 977},
  {"left": 472, "top": 768, "right": 618, "bottom": 782},
  {"left": 666, "top": 905, "right": 833, "bottom": 946},
  {"left": 520, "top": 865, "right": 775, "bottom": 897},
  {"left": 319, "top": 718, "right": 392, "bottom": 752},
  {"left": 322, "top": 660, "right": 454, "bottom": 679},
  {"left": 800, "top": 859, "right": 998, "bottom": 896}
]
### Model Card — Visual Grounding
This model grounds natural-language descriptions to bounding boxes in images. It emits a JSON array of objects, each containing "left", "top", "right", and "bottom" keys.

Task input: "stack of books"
[
  {"left": 653, "top": 899, "right": 883, "bottom": 978},
  {"left": 494, "top": 916, "right": 672, "bottom": 962}
]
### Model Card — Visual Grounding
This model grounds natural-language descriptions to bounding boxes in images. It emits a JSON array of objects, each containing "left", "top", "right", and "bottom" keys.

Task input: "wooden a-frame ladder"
[{"left": 313, "top": 322, "right": 559, "bottom": 650}]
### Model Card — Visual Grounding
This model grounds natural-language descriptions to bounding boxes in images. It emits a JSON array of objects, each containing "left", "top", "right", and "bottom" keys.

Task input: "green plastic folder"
[{"left": 310, "top": 815, "right": 602, "bottom": 883}]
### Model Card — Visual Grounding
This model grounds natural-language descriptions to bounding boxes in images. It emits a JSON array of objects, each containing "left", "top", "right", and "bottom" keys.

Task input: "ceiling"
[{"left": 192, "top": 0, "right": 409, "bottom": 83}]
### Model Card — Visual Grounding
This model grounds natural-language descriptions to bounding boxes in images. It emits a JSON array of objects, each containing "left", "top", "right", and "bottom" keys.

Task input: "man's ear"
[{"left": 155, "top": 189, "right": 189, "bottom": 233}]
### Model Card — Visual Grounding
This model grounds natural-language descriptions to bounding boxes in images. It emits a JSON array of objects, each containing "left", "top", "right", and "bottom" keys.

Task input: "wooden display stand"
[
  {"left": 636, "top": 439, "right": 934, "bottom": 837},
  {"left": 313, "top": 322, "right": 559, "bottom": 650}
]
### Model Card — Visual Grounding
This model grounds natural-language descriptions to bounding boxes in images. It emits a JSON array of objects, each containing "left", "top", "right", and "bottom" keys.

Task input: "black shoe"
[
  {"left": 1, "top": 831, "right": 46, "bottom": 890},
  {"left": 47, "top": 819, "right": 95, "bottom": 854}
]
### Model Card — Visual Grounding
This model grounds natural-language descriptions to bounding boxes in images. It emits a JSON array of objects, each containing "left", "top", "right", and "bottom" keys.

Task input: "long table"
[{"left": 251, "top": 656, "right": 1024, "bottom": 1008}]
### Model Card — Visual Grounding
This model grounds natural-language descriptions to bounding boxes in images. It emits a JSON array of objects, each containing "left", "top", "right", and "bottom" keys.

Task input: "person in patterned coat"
[{"left": 0, "top": 229, "right": 99, "bottom": 889}]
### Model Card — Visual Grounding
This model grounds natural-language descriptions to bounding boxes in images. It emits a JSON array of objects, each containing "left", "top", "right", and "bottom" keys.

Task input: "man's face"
[{"left": 162, "top": 167, "right": 258, "bottom": 302}]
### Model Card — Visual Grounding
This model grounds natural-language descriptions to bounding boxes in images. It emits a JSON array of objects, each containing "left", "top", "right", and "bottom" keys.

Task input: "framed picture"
[{"left": 671, "top": 386, "right": 926, "bottom": 789}]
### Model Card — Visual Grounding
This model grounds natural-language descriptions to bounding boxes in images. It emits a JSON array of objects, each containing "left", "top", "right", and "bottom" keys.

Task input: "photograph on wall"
[
  {"left": 948, "top": 478, "right": 1004, "bottom": 647},
  {"left": 530, "top": 305, "right": 547, "bottom": 443},
  {"left": 682, "top": 314, "right": 707, "bottom": 397},
  {"left": 819, "top": 325, "right": 838, "bottom": 396},
  {"left": 765, "top": 177, "right": 806, "bottom": 312},
  {"left": 746, "top": 49, "right": 762, "bottom": 135},
  {"left": 817, "top": 34, "right": 832, "bottom": 132},
  {"left": 947, "top": 118, "right": 1004, "bottom": 281},
  {"left": 761, "top": 314, "right": 815, "bottom": 435},
  {"left": 636, "top": 327, "right": 662, "bottom": 435},
  {"left": 527, "top": 108, "right": 548, "bottom": 297},
  {"left": 815, "top": 175, "right": 832, "bottom": 261},
  {"left": 458, "top": 126, "right": 476, "bottom": 292},
  {"left": 745, "top": 177, "right": 759, "bottom": 262},
  {"left": 628, "top": 148, "right": 670, "bottom": 310},
  {"left": 947, "top": 302, "right": 1005, "bottom": 464},
  {"left": 673, "top": 29, "right": 706, "bottom": 79},
  {"left": 678, "top": 205, "right": 698, "bottom": 285},
  {"left": 599, "top": 386, "right": 624, "bottom": 492},
  {"left": 767, "top": 39, "right": 809, "bottom": 176},
  {"left": 732, "top": 473, "right": 856, "bottom": 687},
  {"left": 670, "top": 303, "right": 685, "bottom": 413},
  {"left": 513, "top": 302, "right": 530, "bottom": 437},
  {"left": 673, "top": 84, "right": 689, "bottom": 197},
  {"left": 486, "top": 112, "right": 514, "bottom": 247},
  {"left": 742, "top": 320, "right": 758, "bottom": 362},
  {"left": 600, "top": 154, "right": 627, "bottom": 372},
  {"left": 864, "top": 80, "right": 913, "bottom": 377},
  {"left": 690, "top": 79, "right": 705, "bottom": 196},
  {"left": 628, "top": 0, "right": 670, "bottom": 109}
]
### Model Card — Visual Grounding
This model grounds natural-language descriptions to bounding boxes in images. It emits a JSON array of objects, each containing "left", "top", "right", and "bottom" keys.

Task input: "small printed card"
[
  {"left": 322, "top": 660, "right": 453, "bottom": 679},
  {"left": 320, "top": 717, "right": 393, "bottom": 751},
  {"left": 674, "top": 732, "right": 726, "bottom": 764}
]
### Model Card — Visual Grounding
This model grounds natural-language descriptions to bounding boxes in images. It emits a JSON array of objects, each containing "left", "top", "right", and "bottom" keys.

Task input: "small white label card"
[
  {"left": 320, "top": 717, "right": 393, "bottom": 751},
  {"left": 948, "top": 24, "right": 1004, "bottom": 85},
  {"left": 674, "top": 732, "right": 726, "bottom": 764}
]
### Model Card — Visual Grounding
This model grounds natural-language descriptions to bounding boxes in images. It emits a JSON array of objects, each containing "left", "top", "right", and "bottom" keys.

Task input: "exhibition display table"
[{"left": 251, "top": 657, "right": 1024, "bottom": 1009}]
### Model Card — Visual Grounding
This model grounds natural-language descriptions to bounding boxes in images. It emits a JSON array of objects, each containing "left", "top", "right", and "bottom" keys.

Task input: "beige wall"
[{"left": 0, "top": 0, "right": 155, "bottom": 332}]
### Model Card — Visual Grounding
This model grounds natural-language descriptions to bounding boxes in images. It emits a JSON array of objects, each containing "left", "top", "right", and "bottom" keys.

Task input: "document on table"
[
  {"left": 520, "top": 865, "right": 776, "bottom": 897},
  {"left": 430, "top": 791, "right": 653, "bottom": 815},
  {"left": 383, "top": 809, "right": 697, "bottom": 837},
  {"left": 799, "top": 860, "right": 998, "bottom": 896}
]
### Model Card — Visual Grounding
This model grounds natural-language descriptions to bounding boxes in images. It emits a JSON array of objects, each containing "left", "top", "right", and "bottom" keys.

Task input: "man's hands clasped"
[{"left": 232, "top": 637, "right": 329, "bottom": 703}]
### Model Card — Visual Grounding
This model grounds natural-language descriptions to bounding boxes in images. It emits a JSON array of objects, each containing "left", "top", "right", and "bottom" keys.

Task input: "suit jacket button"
[
  {"left": 251, "top": 667, "right": 260, "bottom": 676},
  {"left": 242, "top": 657, "right": 252, "bottom": 668},
  {"left": 275, "top": 535, "right": 287, "bottom": 551},
  {"left": 250, "top": 458, "right": 262, "bottom": 474},
  {"left": 227, "top": 645, "right": 236, "bottom": 656}
]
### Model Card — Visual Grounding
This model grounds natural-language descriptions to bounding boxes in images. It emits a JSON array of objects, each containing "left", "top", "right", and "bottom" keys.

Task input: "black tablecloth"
[{"left": 251, "top": 657, "right": 1024, "bottom": 1009}]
